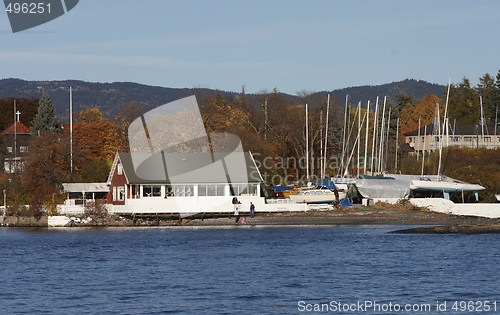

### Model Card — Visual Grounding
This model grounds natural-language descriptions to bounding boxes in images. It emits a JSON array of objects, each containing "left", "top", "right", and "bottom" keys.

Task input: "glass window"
[
  {"left": 231, "top": 184, "right": 258, "bottom": 196},
  {"left": 165, "top": 185, "right": 194, "bottom": 197},
  {"left": 207, "top": 185, "right": 216, "bottom": 196},
  {"left": 117, "top": 164, "right": 123, "bottom": 175},
  {"left": 199, "top": 184, "right": 225, "bottom": 196},
  {"left": 118, "top": 186, "right": 125, "bottom": 201},
  {"left": 216, "top": 184, "right": 225, "bottom": 196},
  {"left": 198, "top": 185, "right": 207, "bottom": 196},
  {"left": 7, "top": 147, "right": 12, "bottom": 153},
  {"left": 143, "top": 185, "right": 162, "bottom": 197}
]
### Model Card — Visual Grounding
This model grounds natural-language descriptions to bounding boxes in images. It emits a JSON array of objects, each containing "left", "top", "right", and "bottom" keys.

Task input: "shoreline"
[{"left": 3, "top": 204, "right": 500, "bottom": 233}]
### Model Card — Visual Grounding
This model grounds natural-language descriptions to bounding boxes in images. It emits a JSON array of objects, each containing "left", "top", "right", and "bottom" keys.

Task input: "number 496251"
[{"left": 5, "top": 2, "right": 51, "bottom": 14}]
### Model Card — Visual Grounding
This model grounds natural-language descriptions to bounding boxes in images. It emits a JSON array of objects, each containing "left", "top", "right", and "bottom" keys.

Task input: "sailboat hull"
[{"left": 410, "top": 180, "right": 485, "bottom": 192}]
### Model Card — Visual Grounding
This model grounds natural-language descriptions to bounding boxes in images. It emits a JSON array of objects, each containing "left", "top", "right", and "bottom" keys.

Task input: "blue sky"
[{"left": 1, "top": 0, "right": 499, "bottom": 95}]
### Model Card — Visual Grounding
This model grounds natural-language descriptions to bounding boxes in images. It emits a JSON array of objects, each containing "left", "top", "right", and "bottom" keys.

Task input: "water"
[{"left": 1, "top": 225, "right": 499, "bottom": 314}]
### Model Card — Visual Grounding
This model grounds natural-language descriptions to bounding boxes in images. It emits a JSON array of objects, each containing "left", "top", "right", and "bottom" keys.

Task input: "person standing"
[
  {"left": 249, "top": 202, "right": 255, "bottom": 218},
  {"left": 234, "top": 204, "right": 240, "bottom": 224}
]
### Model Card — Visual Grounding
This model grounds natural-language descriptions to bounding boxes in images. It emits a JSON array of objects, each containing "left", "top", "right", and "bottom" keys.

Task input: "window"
[
  {"left": 117, "top": 164, "right": 123, "bottom": 175},
  {"left": 198, "top": 184, "right": 225, "bottom": 196},
  {"left": 484, "top": 137, "right": 491, "bottom": 142},
  {"left": 165, "top": 184, "right": 194, "bottom": 197},
  {"left": 143, "top": 185, "right": 162, "bottom": 197},
  {"left": 7, "top": 147, "right": 12, "bottom": 153},
  {"left": 464, "top": 137, "right": 472, "bottom": 142},
  {"left": 231, "top": 184, "right": 258, "bottom": 196},
  {"left": 118, "top": 186, "right": 125, "bottom": 201},
  {"left": 20, "top": 146, "right": 28, "bottom": 153}
]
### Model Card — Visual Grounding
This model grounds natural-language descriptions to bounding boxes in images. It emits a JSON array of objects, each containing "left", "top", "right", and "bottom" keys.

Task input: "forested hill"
[
  {"left": 319, "top": 79, "right": 445, "bottom": 105},
  {"left": 0, "top": 78, "right": 444, "bottom": 120}
]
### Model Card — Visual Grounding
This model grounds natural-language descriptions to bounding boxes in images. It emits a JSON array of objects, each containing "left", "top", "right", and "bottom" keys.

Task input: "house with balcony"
[{"left": 403, "top": 120, "right": 500, "bottom": 155}]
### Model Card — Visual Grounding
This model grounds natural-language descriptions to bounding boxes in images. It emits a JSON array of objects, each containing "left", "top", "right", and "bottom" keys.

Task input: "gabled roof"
[
  {"left": 1, "top": 121, "right": 31, "bottom": 135},
  {"left": 404, "top": 123, "right": 496, "bottom": 137},
  {"left": 109, "top": 151, "right": 263, "bottom": 185},
  {"left": 62, "top": 183, "right": 109, "bottom": 193}
]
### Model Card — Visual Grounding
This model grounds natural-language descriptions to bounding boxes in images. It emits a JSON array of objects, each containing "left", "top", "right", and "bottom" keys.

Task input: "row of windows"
[
  {"left": 409, "top": 136, "right": 499, "bottom": 144},
  {"left": 134, "top": 184, "right": 258, "bottom": 198},
  {"left": 6, "top": 146, "right": 28, "bottom": 153}
]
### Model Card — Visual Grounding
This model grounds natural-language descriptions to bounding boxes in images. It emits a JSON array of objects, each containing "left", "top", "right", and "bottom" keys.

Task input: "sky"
[{"left": 1, "top": 0, "right": 499, "bottom": 95}]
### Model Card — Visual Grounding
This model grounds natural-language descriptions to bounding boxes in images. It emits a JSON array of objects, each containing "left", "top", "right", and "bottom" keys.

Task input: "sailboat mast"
[
  {"left": 370, "top": 96, "right": 379, "bottom": 175},
  {"left": 443, "top": 78, "right": 451, "bottom": 147},
  {"left": 340, "top": 95, "right": 348, "bottom": 177},
  {"left": 323, "top": 94, "right": 330, "bottom": 179},
  {"left": 480, "top": 95, "right": 485, "bottom": 142},
  {"left": 363, "top": 100, "right": 370, "bottom": 175},
  {"left": 357, "top": 101, "right": 361, "bottom": 176},
  {"left": 421, "top": 125, "right": 427, "bottom": 176},
  {"left": 437, "top": 103, "right": 443, "bottom": 179},
  {"left": 305, "top": 103, "right": 309, "bottom": 180},
  {"left": 416, "top": 117, "right": 421, "bottom": 160},
  {"left": 395, "top": 117, "right": 399, "bottom": 172},
  {"left": 378, "top": 96, "right": 387, "bottom": 173}
]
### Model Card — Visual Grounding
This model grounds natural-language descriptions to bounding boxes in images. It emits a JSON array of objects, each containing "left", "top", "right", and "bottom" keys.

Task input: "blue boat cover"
[
  {"left": 268, "top": 185, "right": 291, "bottom": 192},
  {"left": 315, "top": 180, "right": 338, "bottom": 190}
]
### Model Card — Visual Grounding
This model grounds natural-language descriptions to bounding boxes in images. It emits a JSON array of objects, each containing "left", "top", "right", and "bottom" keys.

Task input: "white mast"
[
  {"left": 305, "top": 103, "right": 309, "bottom": 180},
  {"left": 363, "top": 100, "right": 370, "bottom": 175},
  {"left": 480, "top": 95, "right": 485, "bottom": 143},
  {"left": 378, "top": 96, "right": 387, "bottom": 173},
  {"left": 421, "top": 125, "right": 427, "bottom": 176},
  {"left": 357, "top": 101, "right": 361, "bottom": 176},
  {"left": 437, "top": 103, "right": 443, "bottom": 179},
  {"left": 416, "top": 117, "right": 421, "bottom": 160},
  {"left": 323, "top": 94, "right": 330, "bottom": 179},
  {"left": 384, "top": 107, "right": 392, "bottom": 173},
  {"left": 70, "top": 87, "right": 73, "bottom": 174},
  {"left": 443, "top": 78, "right": 451, "bottom": 147},
  {"left": 395, "top": 117, "right": 399, "bottom": 172},
  {"left": 340, "top": 95, "right": 348, "bottom": 177},
  {"left": 370, "top": 96, "right": 379, "bottom": 175}
]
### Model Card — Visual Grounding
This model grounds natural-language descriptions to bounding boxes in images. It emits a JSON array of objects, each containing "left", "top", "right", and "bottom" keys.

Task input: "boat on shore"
[{"left": 289, "top": 188, "right": 339, "bottom": 204}]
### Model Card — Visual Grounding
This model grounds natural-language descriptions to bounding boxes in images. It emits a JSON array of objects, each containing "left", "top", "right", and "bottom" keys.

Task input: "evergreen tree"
[{"left": 31, "top": 92, "right": 60, "bottom": 135}]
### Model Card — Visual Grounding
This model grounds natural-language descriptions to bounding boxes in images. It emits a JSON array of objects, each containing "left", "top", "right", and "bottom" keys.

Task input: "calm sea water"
[{"left": 1, "top": 225, "right": 499, "bottom": 314}]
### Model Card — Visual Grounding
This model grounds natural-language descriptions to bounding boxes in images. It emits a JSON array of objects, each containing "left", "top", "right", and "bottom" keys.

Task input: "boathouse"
[{"left": 106, "top": 151, "right": 268, "bottom": 215}]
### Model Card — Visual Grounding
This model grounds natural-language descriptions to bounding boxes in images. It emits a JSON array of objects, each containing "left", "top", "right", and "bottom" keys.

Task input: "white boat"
[
  {"left": 410, "top": 177, "right": 485, "bottom": 193},
  {"left": 289, "top": 188, "right": 341, "bottom": 204}
]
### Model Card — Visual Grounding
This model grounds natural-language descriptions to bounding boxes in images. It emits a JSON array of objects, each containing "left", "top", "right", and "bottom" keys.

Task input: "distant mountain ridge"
[{"left": 0, "top": 78, "right": 445, "bottom": 120}]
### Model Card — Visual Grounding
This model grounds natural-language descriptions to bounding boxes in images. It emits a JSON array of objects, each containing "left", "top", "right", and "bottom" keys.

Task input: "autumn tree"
[
  {"left": 73, "top": 108, "right": 120, "bottom": 162},
  {"left": 31, "top": 92, "right": 60, "bottom": 135},
  {"left": 400, "top": 93, "right": 442, "bottom": 136}
]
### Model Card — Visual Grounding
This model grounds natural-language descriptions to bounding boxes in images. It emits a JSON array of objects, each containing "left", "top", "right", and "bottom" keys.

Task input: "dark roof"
[
  {"left": 117, "top": 152, "right": 262, "bottom": 184},
  {"left": 404, "top": 123, "right": 496, "bottom": 137},
  {"left": 1, "top": 121, "right": 31, "bottom": 135}
]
